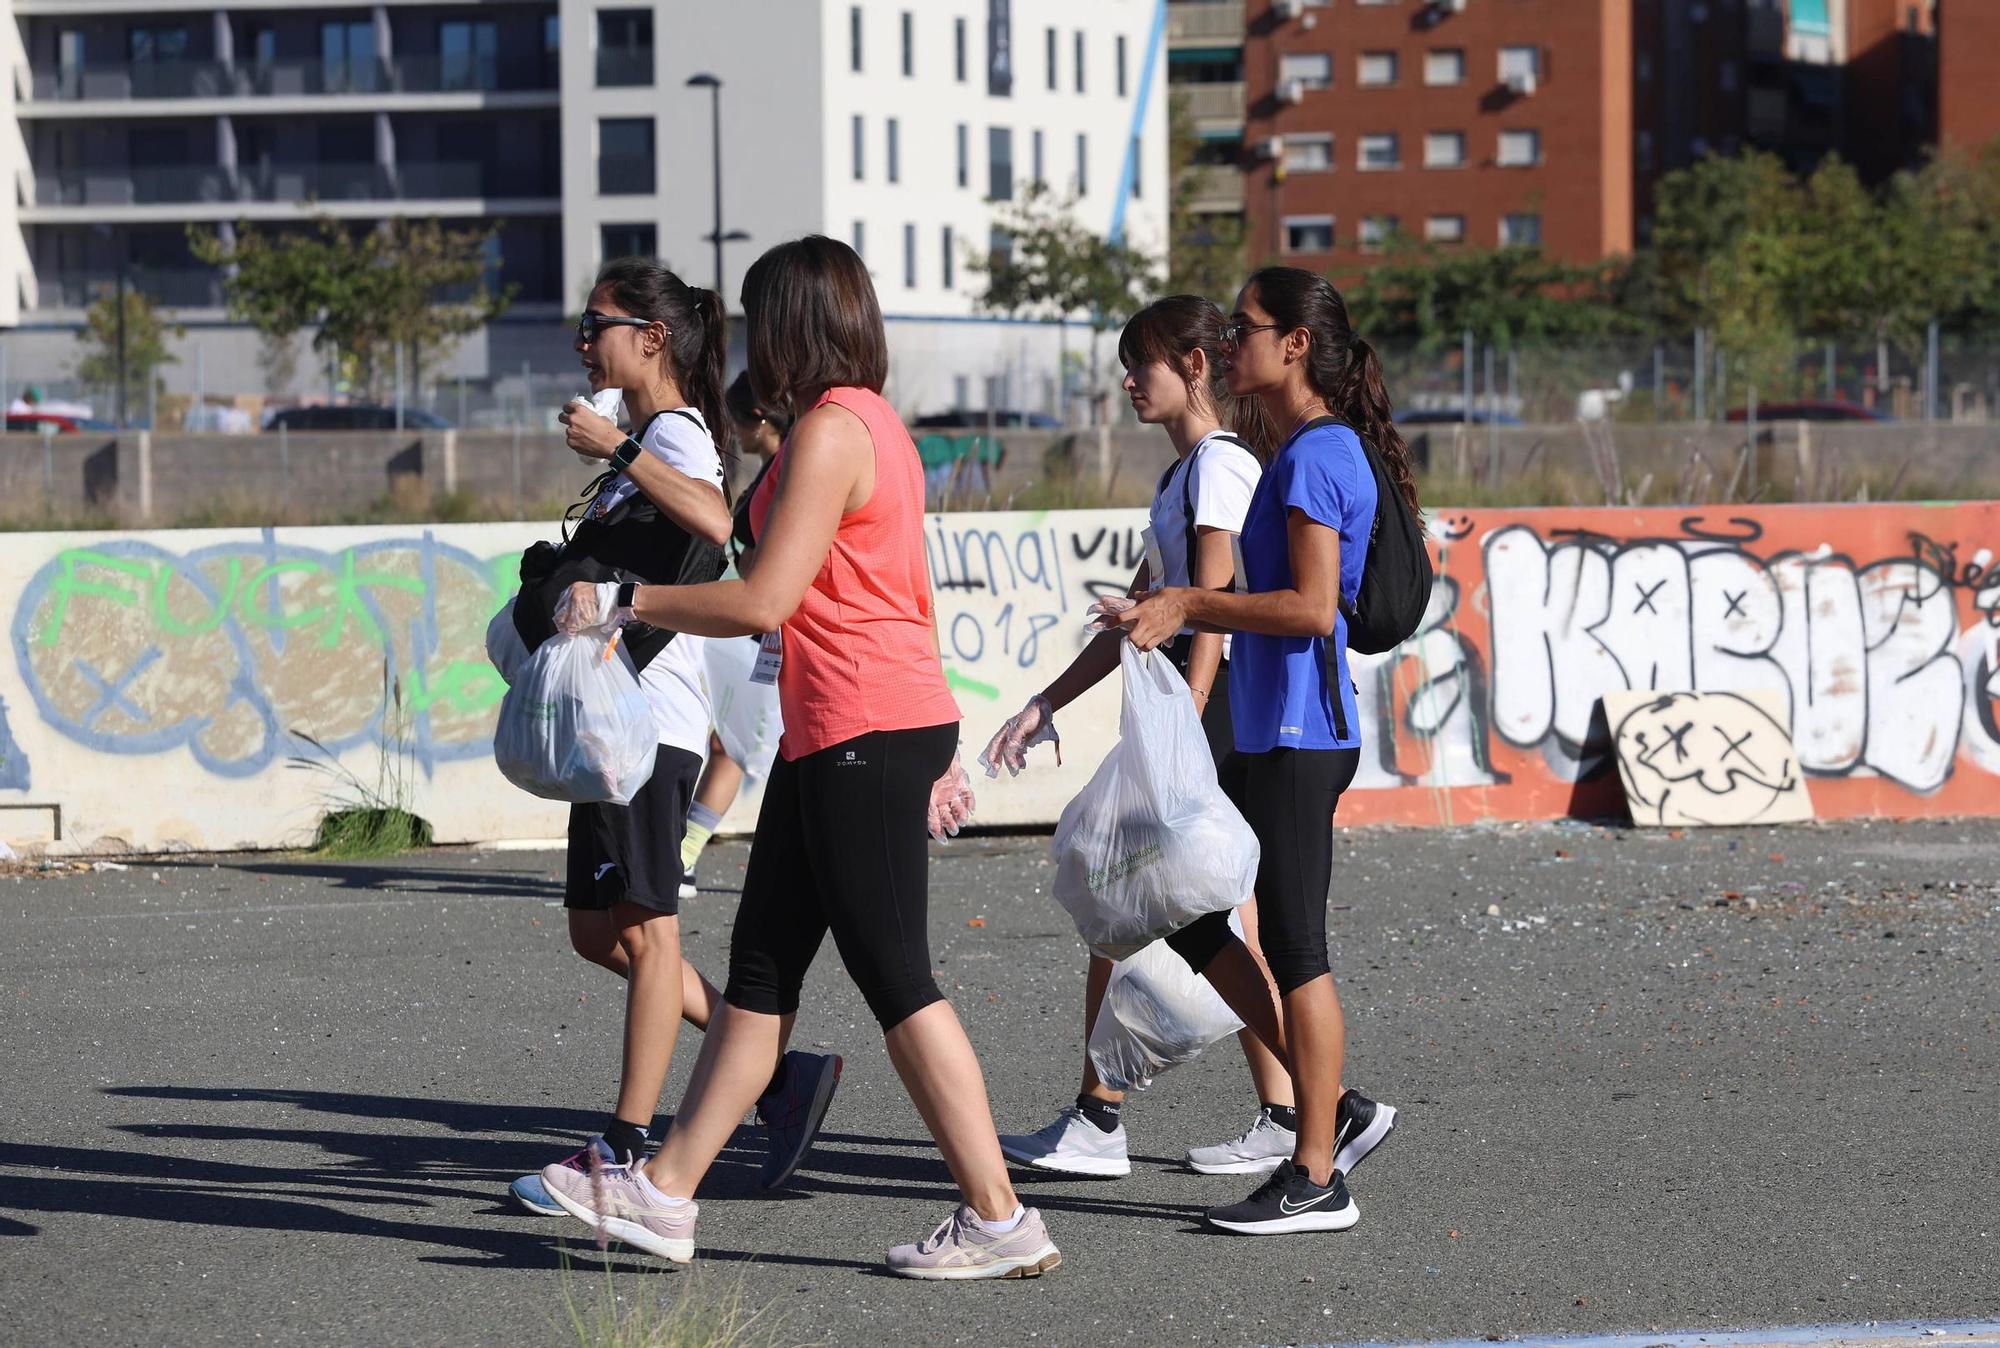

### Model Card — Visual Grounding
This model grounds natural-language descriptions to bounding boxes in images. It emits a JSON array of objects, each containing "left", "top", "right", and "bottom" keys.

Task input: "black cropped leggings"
[
  {"left": 1164, "top": 745, "right": 1360, "bottom": 995},
  {"left": 723, "top": 722, "right": 956, "bottom": 1032}
]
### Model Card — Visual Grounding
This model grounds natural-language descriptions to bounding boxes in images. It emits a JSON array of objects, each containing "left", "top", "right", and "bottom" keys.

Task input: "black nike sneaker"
[
  {"left": 1205, "top": 1161, "right": 1359, "bottom": 1235},
  {"left": 1333, "top": 1089, "right": 1399, "bottom": 1178}
]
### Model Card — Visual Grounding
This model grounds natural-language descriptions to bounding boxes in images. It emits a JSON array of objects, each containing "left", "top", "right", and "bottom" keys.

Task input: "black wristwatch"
[
  {"left": 616, "top": 581, "right": 637, "bottom": 611},
  {"left": 612, "top": 437, "right": 642, "bottom": 471}
]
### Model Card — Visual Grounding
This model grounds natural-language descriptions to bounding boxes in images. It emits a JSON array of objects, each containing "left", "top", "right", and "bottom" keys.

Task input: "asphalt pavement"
[{"left": 1, "top": 818, "right": 1996, "bottom": 1348}]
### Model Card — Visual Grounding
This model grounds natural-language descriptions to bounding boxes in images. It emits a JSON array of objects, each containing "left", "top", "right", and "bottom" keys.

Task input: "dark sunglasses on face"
[
  {"left": 1220, "top": 320, "right": 1284, "bottom": 347},
  {"left": 576, "top": 311, "right": 654, "bottom": 344}
]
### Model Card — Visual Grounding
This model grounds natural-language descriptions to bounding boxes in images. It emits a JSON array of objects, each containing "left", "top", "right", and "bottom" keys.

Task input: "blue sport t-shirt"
[{"left": 1229, "top": 421, "right": 1377, "bottom": 753}]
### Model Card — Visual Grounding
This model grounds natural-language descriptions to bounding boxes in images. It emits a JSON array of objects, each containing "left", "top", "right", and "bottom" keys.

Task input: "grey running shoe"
[
  {"left": 997, "top": 1106, "right": 1130, "bottom": 1177},
  {"left": 1185, "top": 1106, "right": 1297, "bottom": 1175},
  {"left": 753, "top": 1050, "right": 843, "bottom": 1190},
  {"left": 1333, "top": 1090, "right": 1398, "bottom": 1178},
  {"left": 1206, "top": 1160, "right": 1359, "bottom": 1236},
  {"left": 886, "top": 1205, "right": 1062, "bottom": 1280},
  {"left": 540, "top": 1153, "right": 698, "bottom": 1263}
]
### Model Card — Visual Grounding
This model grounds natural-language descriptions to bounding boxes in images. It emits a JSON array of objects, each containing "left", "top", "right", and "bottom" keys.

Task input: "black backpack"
[{"left": 1290, "top": 416, "right": 1432, "bottom": 655}]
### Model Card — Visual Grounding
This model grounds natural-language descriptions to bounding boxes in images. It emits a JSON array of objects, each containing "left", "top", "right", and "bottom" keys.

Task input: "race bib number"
[
  {"left": 751, "top": 629, "right": 783, "bottom": 685},
  {"left": 1142, "top": 526, "right": 1165, "bottom": 592}
]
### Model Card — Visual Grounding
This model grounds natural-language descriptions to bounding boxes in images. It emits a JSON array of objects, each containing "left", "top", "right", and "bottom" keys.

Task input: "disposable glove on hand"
[
  {"left": 553, "top": 581, "right": 624, "bottom": 637},
  {"left": 926, "top": 752, "right": 977, "bottom": 841},
  {"left": 977, "top": 695, "right": 1061, "bottom": 778},
  {"left": 1084, "top": 595, "right": 1137, "bottom": 634}
]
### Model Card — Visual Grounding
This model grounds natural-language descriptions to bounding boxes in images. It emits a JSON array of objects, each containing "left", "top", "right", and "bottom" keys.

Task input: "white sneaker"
[
  {"left": 1185, "top": 1106, "right": 1297, "bottom": 1175},
  {"left": 997, "top": 1106, "right": 1131, "bottom": 1178}
]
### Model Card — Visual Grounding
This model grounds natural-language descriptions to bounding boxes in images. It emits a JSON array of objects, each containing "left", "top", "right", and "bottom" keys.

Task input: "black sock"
[
  {"left": 1075, "top": 1094, "right": 1122, "bottom": 1134},
  {"left": 1264, "top": 1102, "right": 1299, "bottom": 1131},
  {"left": 601, "top": 1117, "right": 650, "bottom": 1166}
]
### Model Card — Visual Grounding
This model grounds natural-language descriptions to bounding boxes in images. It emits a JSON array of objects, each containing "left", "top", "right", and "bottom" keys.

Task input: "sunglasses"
[
  {"left": 576, "top": 311, "right": 655, "bottom": 344},
  {"left": 1220, "top": 320, "right": 1283, "bottom": 347}
]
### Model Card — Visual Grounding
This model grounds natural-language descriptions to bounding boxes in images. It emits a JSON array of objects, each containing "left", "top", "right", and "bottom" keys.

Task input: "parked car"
[
  {"left": 1725, "top": 401, "right": 1890, "bottom": 422},
  {"left": 1395, "top": 408, "right": 1523, "bottom": 426},
  {"left": 4, "top": 412, "right": 116, "bottom": 433},
  {"left": 264, "top": 404, "right": 452, "bottom": 431},
  {"left": 911, "top": 409, "right": 1061, "bottom": 430}
]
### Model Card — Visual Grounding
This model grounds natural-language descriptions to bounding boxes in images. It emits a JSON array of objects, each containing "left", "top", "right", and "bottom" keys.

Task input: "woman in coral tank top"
[{"left": 542, "top": 236, "right": 1061, "bottom": 1281}]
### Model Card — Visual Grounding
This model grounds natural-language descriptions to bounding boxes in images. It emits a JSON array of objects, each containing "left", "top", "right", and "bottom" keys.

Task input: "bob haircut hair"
[{"left": 740, "top": 235, "right": 888, "bottom": 415}]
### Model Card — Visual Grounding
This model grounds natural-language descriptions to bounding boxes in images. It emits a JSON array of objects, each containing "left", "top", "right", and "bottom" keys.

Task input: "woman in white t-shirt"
[
  {"left": 979, "top": 295, "right": 1299, "bottom": 1180},
  {"left": 505, "top": 259, "right": 840, "bottom": 1215}
]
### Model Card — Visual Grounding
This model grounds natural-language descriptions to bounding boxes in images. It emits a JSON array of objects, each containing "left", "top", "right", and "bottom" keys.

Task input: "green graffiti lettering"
[
  {"left": 945, "top": 668, "right": 1002, "bottom": 701},
  {"left": 151, "top": 558, "right": 244, "bottom": 638},
  {"left": 236, "top": 560, "right": 330, "bottom": 632},
  {"left": 320, "top": 551, "right": 426, "bottom": 650},
  {"left": 36, "top": 549, "right": 154, "bottom": 646},
  {"left": 404, "top": 660, "right": 508, "bottom": 716}
]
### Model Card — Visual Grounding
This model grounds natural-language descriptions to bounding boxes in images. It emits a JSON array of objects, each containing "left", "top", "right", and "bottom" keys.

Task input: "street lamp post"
[{"left": 685, "top": 73, "right": 749, "bottom": 296}]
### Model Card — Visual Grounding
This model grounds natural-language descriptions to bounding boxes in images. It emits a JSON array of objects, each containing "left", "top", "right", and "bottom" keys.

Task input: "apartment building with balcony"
[
  {"left": 0, "top": 0, "right": 1165, "bottom": 415},
  {"left": 1168, "top": 0, "right": 1246, "bottom": 218},
  {"left": 1243, "top": 0, "right": 1633, "bottom": 274}
]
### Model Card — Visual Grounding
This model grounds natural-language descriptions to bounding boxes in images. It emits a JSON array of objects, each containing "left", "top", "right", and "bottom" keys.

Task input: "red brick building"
[
  {"left": 1937, "top": 0, "right": 2000, "bottom": 151},
  {"left": 1241, "top": 0, "right": 1632, "bottom": 277}
]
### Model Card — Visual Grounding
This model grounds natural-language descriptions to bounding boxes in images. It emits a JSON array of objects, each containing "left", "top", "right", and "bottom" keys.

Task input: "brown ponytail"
[{"left": 1244, "top": 267, "right": 1420, "bottom": 514}]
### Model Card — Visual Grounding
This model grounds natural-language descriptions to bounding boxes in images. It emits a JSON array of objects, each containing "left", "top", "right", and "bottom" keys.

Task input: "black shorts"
[
  {"left": 723, "top": 723, "right": 956, "bottom": 1031},
  {"left": 1166, "top": 745, "right": 1361, "bottom": 995},
  {"left": 564, "top": 744, "right": 703, "bottom": 916}
]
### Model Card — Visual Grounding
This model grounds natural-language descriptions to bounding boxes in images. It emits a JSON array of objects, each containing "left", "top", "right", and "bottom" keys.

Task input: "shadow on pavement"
[{"left": 150, "top": 857, "right": 564, "bottom": 899}]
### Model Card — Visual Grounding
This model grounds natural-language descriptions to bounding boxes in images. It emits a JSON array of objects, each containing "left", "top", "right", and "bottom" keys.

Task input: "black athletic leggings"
[
  {"left": 1165, "top": 745, "right": 1360, "bottom": 995},
  {"left": 724, "top": 722, "right": 956, "bottom": 1031}
]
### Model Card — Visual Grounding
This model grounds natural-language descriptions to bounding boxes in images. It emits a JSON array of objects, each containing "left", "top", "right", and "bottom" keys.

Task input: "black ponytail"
[
  {"left": 593, "top": 258, "right": 734, "bottom": 465},
  {"left": 1245, "top": 266, "right": 1420, "bottom": 515}
]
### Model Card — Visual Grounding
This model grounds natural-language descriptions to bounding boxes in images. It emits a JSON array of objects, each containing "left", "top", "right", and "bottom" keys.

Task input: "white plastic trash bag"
[
  {"left": 1087, "top": 913, "right": 1247, "bottom": 1093},
  {"left": 1050, "top": 643, "right": 1259, "bottom": 959},
  {"left": 703, "top": 635, "right": 783, "bottom": 786},
  {"left": 494, "top": 631, "right": 656, "bottom": 805},
  {"left": 485, "top": 597, "right": 530, "bottom": 685}
]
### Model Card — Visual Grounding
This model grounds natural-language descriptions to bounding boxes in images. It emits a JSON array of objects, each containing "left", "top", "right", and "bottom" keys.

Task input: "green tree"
[
  {"left": 1165, "top": 90, "right": 1248, "bottom": 303},
  {"left": 74, "top": 285, "right": 182, "bottom": 418},
  {"left": 1347, "top": 237, "right": 1629, "bottom": 351},
  {"left": 189, "top": 215, "right": 511, "bottom": 395}
]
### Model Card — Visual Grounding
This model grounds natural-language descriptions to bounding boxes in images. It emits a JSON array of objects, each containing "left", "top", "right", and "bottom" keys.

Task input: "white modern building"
[{"left": 0, "top": 0, "right": 1167, "bottom": 419}]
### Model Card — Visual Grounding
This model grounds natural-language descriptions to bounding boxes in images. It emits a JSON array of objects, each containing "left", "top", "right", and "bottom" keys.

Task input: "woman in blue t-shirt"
[{"left": 1106, "top": 267, "right": 1423, "bottom": 1238}]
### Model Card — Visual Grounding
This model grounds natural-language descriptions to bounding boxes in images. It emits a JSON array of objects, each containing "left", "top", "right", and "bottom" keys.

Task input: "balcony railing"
[
  {"left": 1168, "top": 1, "right": 1245, "bottom": 47},
  {"left": 31, "top": 54, "right": 556, "bottom": 101},
  {"left": 1181, "top": 81, "right": 1246, "bottom": 126},
  {"left": 42, "top": 269, "right": 224, "bottom": 308},
  {"left": 37, "top": 165, "right": 234, "bottom": 206},
  {"left": 1181, "top": 163, "right": 1244, "bottom": 214},
  {"left": 597, "top": 154, "right": 656, "bottom": 196},
  {"left": 32, "top": 161, "right": 557, "bottom": 207},
  {"left": 595, "top": 47, "right": 654, "bottom": 87}
]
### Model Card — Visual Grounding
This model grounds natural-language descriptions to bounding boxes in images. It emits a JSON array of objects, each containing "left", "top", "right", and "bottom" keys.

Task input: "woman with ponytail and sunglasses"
[
  {"left": 506, "top": 259, "right": 840, "bottom": 1216},
  {"left": 1102, "top": 267, "right": 1412, "bottom": 1236}
]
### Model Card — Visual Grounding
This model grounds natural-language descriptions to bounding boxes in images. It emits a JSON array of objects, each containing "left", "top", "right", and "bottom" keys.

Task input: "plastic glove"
[
  {"left": 977, "top": 694, "right": 1061, "bottom": 778},
  {"left": 1084, "top": 595, "right": 1137, "bottom": 633},
  {"left": 553, "top": 580, "right": 623, "bottom": 637},
  {"left": 926, "top": 752, "right": 977, "bottom": 841}
]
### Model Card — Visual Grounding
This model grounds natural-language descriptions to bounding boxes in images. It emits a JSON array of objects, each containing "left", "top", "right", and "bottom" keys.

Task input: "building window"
[
  {"left": 1501, "top": 212, "right": 1542, "bottom": 246},
  {"left": 853, "top": 219, "right": 866, "bottom": 259},
  {"left": 850, "top": 6, "right": 864, "bottom": 72},
  {"left": 598, "top": 117, "right": 655, "bottom": 195},
  {"left": 989, "top": 126, "right": 1015, "bottom": 200},
  {"left": 988, "top": 0, "right": 1013, "bottom": 97},
  {"left": 129, "top": 25, "right": 190, "bottom": 65},
  {"left": 1359, "top": 216, "right": 1399, "bottom": 253},
  {"left": 1075, "top": 132, "right": 1087, "bottom": 195},
  {"left": 1424, "top": 131, "right": 1466, "bottom": 168},
  {"left": 902, "top": 11, "right": 915, "bottom": 76},
  {"left": 1074, "top": 31, "right": 1085, "bottom": 93},
  {"left": 1499, "top": 45, "right": 1540, "bottom": 85},
  {"left": 1358, "top": 52, "right": 1398, "bottom": 87},
  {"left": 1284, "top": 215, "right": 1334, "bottom": 252},
  {"left": 1130, "top": 136, "right": 1142, "bottom": 198},
  {"left": 1358, "top": 133, "right": 1400, "bottom": 170},
  {"left": 1497, "top": 129, "right": 1541, "bottom": 167},
  {"left": 1279, "top": 52, "right": 1331, "bottom": 90},
  {"left": 1425, "top": 214, "right": 1465, "bottom": 244},
  {"left": 1425, "top": 48, "right": 1465, "bottom": 86},
  {"left": 887, "top": 118, "right": 900, "bottom": 183},
  {"left": 1045, "top": 27, "right": 1058, "bottom": 89},
  {"left": 320, "top": 20, "right": 378, "bottom": 93},
  {"left": 1719, "top": 59, "right": 1738, "bottom": 92},
  {"left": 595, "top": 9, "right": 652, "bottom": 88},
  {"left": 1283, "top": 134, "right": 1334, "bottom": 172},
  {"left": 989, "top": 226, "right": 1013, "bottom": 270},
  {"left": 904, "top": 223, "right": 918, "bottom": 288},
  {"left": 1636, "top": 129, "right": 1655, "bottom": 172},
  {"left": 1636, "top": 50, "right": 1653, "bottom": 82},
  {"left": 942, "top": 224, "right": 956, "bottom": 289},
  {"left": 1033, "top": 129, "right": 1045, "bottom": 186},
  {"left": 542, "top": 14, "right": 559, "bottom": 83},
  {"left": 957, "top": 123, "right": 970, "bottom": 187},
  {"left": 1117, "top": 35, "right": 1128, "bottom": 96},
  {"left": 853, "top": 114, "right": 866, "bottom": 179},
  {"left": 955, "top": 17, "right": 968, "bottom": 81},
  {"left": 439, "top": 19, "right": 498, "bottom": 90},
  {"left": 601, "top": 221, "right": 657, "bottom": 261}
]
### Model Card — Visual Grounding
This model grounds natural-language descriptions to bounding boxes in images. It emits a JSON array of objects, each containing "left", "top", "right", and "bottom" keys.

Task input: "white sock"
[
  {"left": 633, "top": 1169, "right": 690, "bottom": 1210},
  {"left": 687, "top": 801, "right": 723, "bottom": 833},
  {"left": 975, "top": 1203, "right": 1026, "bottom": 1233}
]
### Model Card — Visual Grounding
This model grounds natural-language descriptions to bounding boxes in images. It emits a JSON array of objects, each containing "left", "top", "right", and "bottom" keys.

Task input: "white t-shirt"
[
  {"left": 1148, "top": 430, "right": 1261, "bottom": 648},
  {"left": 585, "top": 406, "right": 725, "bottom": 757}
]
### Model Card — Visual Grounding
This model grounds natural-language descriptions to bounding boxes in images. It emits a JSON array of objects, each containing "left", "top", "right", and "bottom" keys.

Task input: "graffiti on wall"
[
  {"left": 8, "top": 529, "right": 517, "bottom": 777},
  {"left": 0, "top": 695, "right": 27, "bottom": 790}
]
